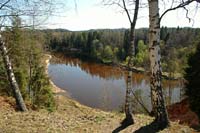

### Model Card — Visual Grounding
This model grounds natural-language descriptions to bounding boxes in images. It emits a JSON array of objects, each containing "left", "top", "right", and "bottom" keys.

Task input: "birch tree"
[
  {"left": 148, "top": 0, "right": 169, "bottom": 128},
  {"left": 148, "top": 0, "right": 200, "bottom": 129},
  {"left": 103, "top": 0, "right": 140, "bottom": 125},
  {"left": 0, "top": 34, "right": 27, "bottom": 111}
]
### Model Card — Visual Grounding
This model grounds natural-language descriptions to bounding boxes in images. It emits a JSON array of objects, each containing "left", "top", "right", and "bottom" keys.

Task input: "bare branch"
[
  {"left": 122, "top": 0, "right": 132, "bottom": 23},
  {"left": 170, "top": 0, "right": 175, "bottom": 8},
  {"left": 0, "top": 24, "right": 39, "bottom": 29},
  {"left": 132, "top": 0, "right": 139, "bottom": 30},
  {"left": 130, "top": 89, "right": 151, "bottom": 115},
  {"left": 183, "top": 6, "right": 191, "bottom": 22},
  {"left": 159, "top": 0, "right": 196, "bottom": 23},
  {"left": 0, "top": 14, "right": 20, "bottom": 18},
  {"left": 0, "top": 0, "right": 11, "bottom": 10}
]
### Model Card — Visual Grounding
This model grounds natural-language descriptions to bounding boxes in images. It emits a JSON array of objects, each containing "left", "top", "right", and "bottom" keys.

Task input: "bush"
[
  {"left": 184, "top": 42, "right": 200, "bottom": 119},
  {"left": 14, "top": 69, "right": 28, "bottom": 99},
  {"left": 31, "top": 66, "right": 55, "bottom": 111}
]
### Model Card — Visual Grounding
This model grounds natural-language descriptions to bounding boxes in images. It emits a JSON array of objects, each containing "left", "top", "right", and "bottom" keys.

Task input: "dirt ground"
[{"left": 0, "top": 54, "right": 197, "bottom": 133}]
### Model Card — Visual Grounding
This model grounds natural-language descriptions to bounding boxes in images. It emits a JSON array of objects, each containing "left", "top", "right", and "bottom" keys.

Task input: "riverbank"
[
  {"left": 45, "top": 53, "right": 199, "bottom": 130},
  {"left": 0, "top": 54, "right": 196, "bottom": 132},
  {"left": 118, "top": 63, "right": 182, "bottom": 80},
  {"left": 44, "top": 54, "right": 67, "bottom": 94},
  {"left": 58, "top": 52, "right": 182, "bottom": 80},
  {"left": 168, "top": 99, "right": 200, "bottom": 130}
]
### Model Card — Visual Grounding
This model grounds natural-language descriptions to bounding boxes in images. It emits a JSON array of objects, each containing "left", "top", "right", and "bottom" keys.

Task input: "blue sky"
[{"left": 45, "top": 0, "right": 200, "bottom": 31}]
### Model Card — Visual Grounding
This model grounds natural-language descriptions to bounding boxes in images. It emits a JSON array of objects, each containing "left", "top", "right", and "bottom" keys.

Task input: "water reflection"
[{"left": 48, "top": 54, "right": 184, "bottom": 112}]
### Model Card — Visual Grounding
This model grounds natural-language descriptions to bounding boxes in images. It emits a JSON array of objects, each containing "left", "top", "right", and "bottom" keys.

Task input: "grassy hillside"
[
  {"left": 0, "top": 95, "right": 196, "bottom": 133},
  {"left": 0, "top": 54, "right": 197, "bottom": 133}
]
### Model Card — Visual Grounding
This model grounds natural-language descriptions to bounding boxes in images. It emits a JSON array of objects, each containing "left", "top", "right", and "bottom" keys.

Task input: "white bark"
[
  {"left": 124, "top": 0, "right": 139, "bottom": 124},
  {"left": 148, "top": 0, "right": 169, "bottom": 127},
  {"left": 0, "top": 34, "right": 27, "bottom": 112},
  {"left": 124, "top": 71, "right": 133, "bottom": 121}
]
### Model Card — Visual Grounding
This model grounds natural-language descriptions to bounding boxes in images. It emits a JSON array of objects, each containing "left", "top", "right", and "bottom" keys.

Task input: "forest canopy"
[{"left": 46, "top": 27, "right": 200, "bottom": 75}]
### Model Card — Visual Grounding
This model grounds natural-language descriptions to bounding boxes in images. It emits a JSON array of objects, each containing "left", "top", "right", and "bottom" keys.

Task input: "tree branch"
[
  {"left": 0, "top": 14, "right": 19, "bottom": 18},
  {"left": 0, "top": 0, "right": 11, "bottom": 10},
  {"left": 131, "top": 0, "right": 139, "bottom": 30},
  {"left": 159, "top": 0, "right": 195, "bottom": 23},
  {"left": 131, "top": 89, "right": 151, "bottom": 115},
  {"left": 122, "top": 0, "right": 132, "bottom": 23},
  {"left": 183, "top": 6, "right": 191, "bottom": 22}
]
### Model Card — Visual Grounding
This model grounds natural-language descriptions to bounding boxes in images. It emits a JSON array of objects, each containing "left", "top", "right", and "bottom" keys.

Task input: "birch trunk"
[
  {"left": 124, "top": 71, "right": 134, "bottom": 124},
  {"left": 129, "top": 28, "right": 136, "bottom": 57},
  {"left": 124, "top": 27, "right": 135, "bottom": 124},
  {"left": 148, "top": 0, "right": 169, "bottom": 127},
  {"left": 124, "top": 0, "right": 139, "bottom": 124},
  {"left": 0, "top": 34, "right": 27, "bottom": 112}
]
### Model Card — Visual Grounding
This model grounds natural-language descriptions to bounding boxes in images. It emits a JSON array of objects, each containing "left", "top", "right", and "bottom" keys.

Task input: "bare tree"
[
  {"left": 0, "top": 0, "right": 59, "bottom": 111},
  {"left": 103, "top": 0, "right": 140, "bottom": 125}
]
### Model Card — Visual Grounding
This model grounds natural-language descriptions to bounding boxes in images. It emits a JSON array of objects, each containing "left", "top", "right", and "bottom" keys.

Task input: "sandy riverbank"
[
  {"left": 0, "top": 54, "right": 197, "bottom": 132},
  {"left": 44, "top": 54, "right": 67, "bottom": 94}
]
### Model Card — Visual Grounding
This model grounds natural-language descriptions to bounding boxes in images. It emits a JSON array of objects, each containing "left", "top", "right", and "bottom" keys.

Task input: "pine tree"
[{"left": 184, "top": 41, "right": 200, "bottom": 120}]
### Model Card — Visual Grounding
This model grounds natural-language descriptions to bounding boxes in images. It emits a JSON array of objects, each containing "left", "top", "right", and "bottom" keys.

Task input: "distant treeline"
[{"left": 44, "top": 27, "right": 200, "bottom": 75}]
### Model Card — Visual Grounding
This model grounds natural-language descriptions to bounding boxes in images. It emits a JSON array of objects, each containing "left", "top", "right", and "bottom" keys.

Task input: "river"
[{"left": 48, "top": 54, "right": 184, "bottom": 113}]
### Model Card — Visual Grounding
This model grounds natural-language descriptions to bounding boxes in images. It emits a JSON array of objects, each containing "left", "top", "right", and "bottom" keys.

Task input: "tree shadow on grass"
[
  {"left": 192, "top": 125, "right": 200, "bottom": 132},
  {"left": 112, "top": 117, "right": 134, "bottom": 133},
  {"left": 134, "top": 120, "right": 168, "bottom": 133}
]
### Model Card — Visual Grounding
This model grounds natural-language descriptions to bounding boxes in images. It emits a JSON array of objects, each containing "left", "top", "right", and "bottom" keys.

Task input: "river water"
[{"left": 48, "top": 54, "right": 184, "bottom": 113}]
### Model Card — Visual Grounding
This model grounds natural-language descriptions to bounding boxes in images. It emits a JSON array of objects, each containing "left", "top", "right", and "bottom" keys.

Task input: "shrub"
[
  {"left": 184, "top": 42, "right": 200, "bottom": 119},
  {"left": 31, "top": 66, "right": 55, "bottom": 111}
]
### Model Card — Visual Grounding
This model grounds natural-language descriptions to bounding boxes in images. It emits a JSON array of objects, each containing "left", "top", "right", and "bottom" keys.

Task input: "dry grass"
[
  {"left": 0, "top": 54, "right": 197, "bottom": 133},
  {"left": 0, "top": 95, "right": 197, "bottom": 133}
]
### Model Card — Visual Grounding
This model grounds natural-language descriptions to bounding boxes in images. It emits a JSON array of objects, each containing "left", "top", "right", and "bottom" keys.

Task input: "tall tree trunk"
[
  {"left": 0, "top": 34, "right": 27, "bottom": 112},
  {"left": 124, "top": 27, "right": 135, "bottom": 124},
  {"left": 124, "top": 71, "right": 134, "bottom": 124},
  {"left": 124, "top": 0, "right": 139, "bottom": 124},
  {"left": 148, "top": 0, "right": 169, "bottom": 128},
  {"left": 129, "top": 0, "right": 139, "bottom": 57},
  {"left": 129, "top": 28, "right": 136, "bottom": 57}
]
